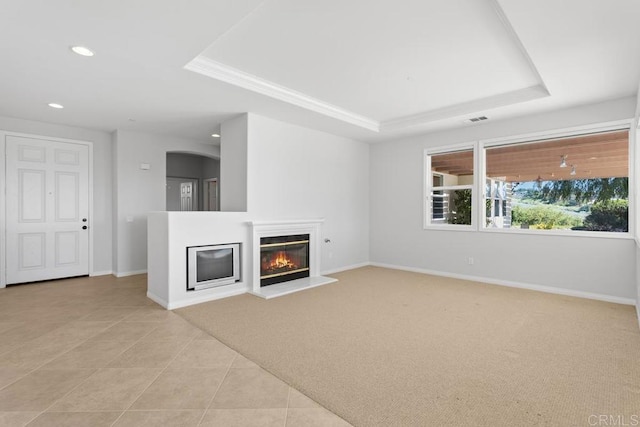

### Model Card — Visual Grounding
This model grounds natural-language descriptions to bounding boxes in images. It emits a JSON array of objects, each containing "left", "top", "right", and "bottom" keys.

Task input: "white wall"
[
  {"left": 0, "top": 115, "right": 113, "bottom": 274},
  {"left": 167, "top": 152, "right": 220, "bottom": 179},
  {"left": 245, "top": 114, "right": 370, "bottom": 273},
  {"left": 147, "top": 211, "right": 252, "bottom": 309},
  {"left": 370, "top": 97, "right": 637, "bottom": 301},
  {"left": 220, "top": 114, "right": 248, "bottom": 211},
  {"left": 636, "top": 245, "right": 640, "bottom": 323},
  {"left": 635, "top": 89, "right": 640, "bottom": 322},
  {"left": 166, "top": 152, "right": 219, "bottom": 179},
  {"left": 113, "top": 130, "right": 220, "bottom": 276},
  {"left": 202, "top": 156, "right": 220, "bottom": 179},
  {"left": 147, "top": 113, "right": 369, "bottom": 308}
]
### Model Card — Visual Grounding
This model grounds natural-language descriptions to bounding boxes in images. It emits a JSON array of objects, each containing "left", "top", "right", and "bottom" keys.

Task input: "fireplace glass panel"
[{"left": 260, "top": 234, "right": 310, "bottom": 287}]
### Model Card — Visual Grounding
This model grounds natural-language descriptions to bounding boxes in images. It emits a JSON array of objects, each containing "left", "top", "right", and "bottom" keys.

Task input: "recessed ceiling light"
[
  {"left": 211, "top": 133, "right": 220, "bottom": 138},
  {"left": 70, "top": 46, "right": 94, "bottom": 57},
  {"left": 48, "top": 103, "right": 64, "bottom": 109}
]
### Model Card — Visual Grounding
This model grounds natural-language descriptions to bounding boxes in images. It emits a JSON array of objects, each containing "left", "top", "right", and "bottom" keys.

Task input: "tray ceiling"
[{"left": 187, "top": 0, "right": 548, "bottom": 132}]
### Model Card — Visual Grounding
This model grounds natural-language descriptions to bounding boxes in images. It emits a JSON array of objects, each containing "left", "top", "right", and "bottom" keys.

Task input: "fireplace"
[
  {"left": 260, "top": 234, "right": 310, "bottom": 287},
  {"left": 250, "top": 219, "right": 337, "bottom": 299}
]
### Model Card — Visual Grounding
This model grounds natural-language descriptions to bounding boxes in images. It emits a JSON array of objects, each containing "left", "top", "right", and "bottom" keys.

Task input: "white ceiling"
[{"left": 0, "top": 0, "right": 638, "bottom": 143}]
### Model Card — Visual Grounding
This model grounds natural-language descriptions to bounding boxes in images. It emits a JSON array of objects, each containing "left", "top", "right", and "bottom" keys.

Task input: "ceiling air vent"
[{"left": 464, "top": 116, "right": 488, "bottom": 124}]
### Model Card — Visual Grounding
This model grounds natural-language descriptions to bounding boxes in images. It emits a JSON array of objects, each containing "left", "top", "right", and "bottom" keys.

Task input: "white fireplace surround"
[
  {"left": 147, "top": 213, "right": 341, "bottom": 310},
  {"left": 250, "top": 219, "right": 337, "bottom": 299}
]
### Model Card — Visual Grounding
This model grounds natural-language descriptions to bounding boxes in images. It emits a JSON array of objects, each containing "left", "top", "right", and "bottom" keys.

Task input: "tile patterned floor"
[{"left": 0, "top": 274, "right": 351, "bottom": 426}]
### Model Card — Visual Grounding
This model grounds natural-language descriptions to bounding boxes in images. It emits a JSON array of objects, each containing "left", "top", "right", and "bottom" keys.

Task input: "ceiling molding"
[
  {"left": 185, "top": 1, "right": 551, "bottom": 134},
  {"left": 186, "top": 55, "right": 551, "bottom": 134},
  {"left": 492, "top": 0, "right": 549, "bottom": 96},
  {"left": 380, "top": 85, "right": 550, "bottom": 132},
  {"left": 185, "top": 56, "right": 380, "bottom": 132}
]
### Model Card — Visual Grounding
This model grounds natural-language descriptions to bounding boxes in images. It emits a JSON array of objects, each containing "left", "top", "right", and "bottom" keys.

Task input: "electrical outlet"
[{"left": 467, "top": 257, "right": 474, "bottom": 265}]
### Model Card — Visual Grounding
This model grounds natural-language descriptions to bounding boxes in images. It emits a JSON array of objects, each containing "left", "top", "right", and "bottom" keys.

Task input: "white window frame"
[
  {"left": 485, "top": 178, "right": 510, "bottom": 228},
  {"left": 424, "top": 143, "right": 478, "bottom": 231},
  {"left": 423, "top": 120, "right": 635, "bottom": 239},
  {"left": 431, "top": 173, "right": 446, "bottom": 223},
  {"left": 478, "top": 119, "right": 634, "bottom": 239}
]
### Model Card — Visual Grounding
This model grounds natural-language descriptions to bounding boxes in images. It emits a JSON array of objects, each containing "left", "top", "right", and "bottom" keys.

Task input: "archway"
[{"left": 166, "top": 152, "right": 220, "bottom": 211}]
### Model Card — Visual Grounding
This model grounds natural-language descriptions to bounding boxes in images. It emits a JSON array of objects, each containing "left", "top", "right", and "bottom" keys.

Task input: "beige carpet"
[{"left": 176, "top": 266, "right": 640, "bottom": 426}]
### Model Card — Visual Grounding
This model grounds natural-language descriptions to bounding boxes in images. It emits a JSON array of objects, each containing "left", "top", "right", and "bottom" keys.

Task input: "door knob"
[{"left": 82, "top": 226, "right": 88, "bottom": 230}]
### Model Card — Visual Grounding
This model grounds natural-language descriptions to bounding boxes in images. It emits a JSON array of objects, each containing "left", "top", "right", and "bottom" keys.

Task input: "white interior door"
[
  {"left": 180, "top": 181, "right": 194, "bottom": 211},
  {"left": 166, "top": 177, "right": 198, "bottom": 211},
  {"left": 5, "top": 136, "right": 89, "bottom": 284}
]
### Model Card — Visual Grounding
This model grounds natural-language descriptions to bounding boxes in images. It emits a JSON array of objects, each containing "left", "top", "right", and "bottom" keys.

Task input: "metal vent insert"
[{"left": 465, "top": 116, "right": 488, "bottom": 123}]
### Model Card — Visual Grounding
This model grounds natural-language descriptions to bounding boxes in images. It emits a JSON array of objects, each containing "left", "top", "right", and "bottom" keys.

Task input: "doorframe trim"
[
  {"left": 0, "top": 131, "right": 94, "bottom": 288},
  {"left": 203, "top": 178, "right": 219, "bottom": 211}
]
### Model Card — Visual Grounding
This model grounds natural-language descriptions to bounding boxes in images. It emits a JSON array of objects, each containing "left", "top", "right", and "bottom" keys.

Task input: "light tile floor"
[{"left": 0, "top": 274, "right": 351, "bottom": 426}]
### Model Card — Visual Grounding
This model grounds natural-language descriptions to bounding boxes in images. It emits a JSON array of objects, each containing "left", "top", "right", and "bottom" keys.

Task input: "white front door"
[{"left": 5, "top": 136, "right": 89, "bottom": 284}]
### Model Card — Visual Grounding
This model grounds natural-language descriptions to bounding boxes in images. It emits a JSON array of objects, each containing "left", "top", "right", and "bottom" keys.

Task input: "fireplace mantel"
[{"left": 249, "top": 219, "right": 337, "bottom": 299}]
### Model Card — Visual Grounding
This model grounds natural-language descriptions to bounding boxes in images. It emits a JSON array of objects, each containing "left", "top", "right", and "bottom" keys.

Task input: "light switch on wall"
[{"left": 139, "top": 163, "right": 151, "bottom": 170}]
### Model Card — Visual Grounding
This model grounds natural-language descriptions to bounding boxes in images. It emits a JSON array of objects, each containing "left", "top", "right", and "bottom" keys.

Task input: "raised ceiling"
[
  {"left": 191, "top": 0, "right": 547, "bottom": 130},
  {"left": 0, "top": 0, "right": 638, "bottom": 143}
]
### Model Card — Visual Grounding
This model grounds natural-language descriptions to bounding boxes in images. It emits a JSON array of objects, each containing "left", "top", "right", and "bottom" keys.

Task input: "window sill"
[
  {"left": 423, "top": 225, "right": 476, "bottom": 232},
  {"left": 480, "top": 227, "right": 633, "bottom": 240}
]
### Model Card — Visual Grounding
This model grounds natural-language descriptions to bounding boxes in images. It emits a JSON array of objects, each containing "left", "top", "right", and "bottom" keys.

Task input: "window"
[
  {"left": 423, "top": 124, "right": 632, "bottom": 236},
  {"left": 425, "top": 148, "right": 475, "bottom": 228},
  {"left": 483, "top": 129, "right": 629, "bottom": 233},
  {"left": 485, "top": 179, "right": 511, "bottom": 228}
]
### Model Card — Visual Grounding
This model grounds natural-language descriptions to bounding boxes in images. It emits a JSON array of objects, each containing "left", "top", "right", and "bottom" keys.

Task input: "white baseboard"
[
  {"left": 115, "top": 269, "right": 147, "bottom": 278},
  {"left": 90, "top": 270, "right": 113, "bottom": 277},
  {"left": 322, "top": 261, "right": 371, "bottom": 276},
  {"left": 369, "top": 262, "right": 636, "bottom": 306},
  {"left": 163, "top": 287, "right": 248, "bottom": 310},
  {"left": 146, "top": 291, "right": 169, "bottom": 309}
]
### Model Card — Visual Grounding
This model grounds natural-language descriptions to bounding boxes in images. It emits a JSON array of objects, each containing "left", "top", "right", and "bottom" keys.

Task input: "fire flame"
[{"left": 269, "top": 251, "right": 296, "bottom": 270}]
